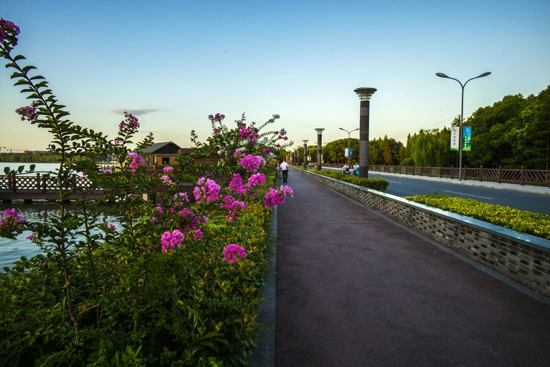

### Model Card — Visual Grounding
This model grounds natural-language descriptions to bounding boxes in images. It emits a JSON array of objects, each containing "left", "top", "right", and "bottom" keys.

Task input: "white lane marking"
[{"left": 443, "top": 190, "right": 493, "bottom": 200}]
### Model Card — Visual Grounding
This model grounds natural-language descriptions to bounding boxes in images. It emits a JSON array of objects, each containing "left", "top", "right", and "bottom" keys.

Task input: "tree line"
[{"left": 292, "top": 85, "right": 550, "bottom": 170}]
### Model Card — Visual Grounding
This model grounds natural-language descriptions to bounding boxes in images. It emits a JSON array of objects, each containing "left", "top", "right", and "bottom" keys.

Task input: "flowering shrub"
[{"left": 0, "top": 18, "right": 293, "bottom": 366}]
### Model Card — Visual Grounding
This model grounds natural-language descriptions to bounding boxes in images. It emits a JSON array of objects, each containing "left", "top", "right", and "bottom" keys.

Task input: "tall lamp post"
[
  {"left": 303, "top": 140, "right": 308, "bottom": 169},
  {"left": 436, "top": 72, "right": 491, "bottom": 180},
  {"left": 339, "top": 127, "right": 359, "bottom": 166},
  {"left": 354, "top": 87, "right": 377, "bottom": 178},
  {"left": 315, "top": 128, "right": 325, "bottom": 171}
]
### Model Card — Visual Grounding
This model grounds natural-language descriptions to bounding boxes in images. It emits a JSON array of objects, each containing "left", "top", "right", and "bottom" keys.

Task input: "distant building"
[{"left": 140, "top": 142, "right": 219, "bottom": 167}]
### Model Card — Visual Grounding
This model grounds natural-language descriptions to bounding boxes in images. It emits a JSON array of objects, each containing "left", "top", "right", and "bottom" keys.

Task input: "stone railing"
[{"left": 297, "top": 169, "right": 550, "bottom": 298}]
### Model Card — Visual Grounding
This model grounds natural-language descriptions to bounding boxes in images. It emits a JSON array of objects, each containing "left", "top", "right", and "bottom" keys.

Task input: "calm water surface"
[{"left": 0, "top": 203, "right": 120, "bottom": 271}]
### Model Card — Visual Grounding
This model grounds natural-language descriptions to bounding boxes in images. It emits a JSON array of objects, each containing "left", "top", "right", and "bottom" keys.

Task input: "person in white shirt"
[{"left": 280, "top": 160, "right": 290, "bottom": 183}]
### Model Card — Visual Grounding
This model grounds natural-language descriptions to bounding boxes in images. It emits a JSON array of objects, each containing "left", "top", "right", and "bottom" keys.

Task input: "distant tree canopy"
[
  {"left": 465, "top": 86, "right": 550, "bottom": 169},
  {"left": 391, "top": 85, "right": 550, "bottom": 169}
]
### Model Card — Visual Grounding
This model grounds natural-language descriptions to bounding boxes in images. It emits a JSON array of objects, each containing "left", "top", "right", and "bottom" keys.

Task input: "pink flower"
[
  {"left": 228, "top": 173, "right": 246, "bottom": 195},
  {"left": 246, "top": 173, "right": 266, "bottom": 187},
  {"left": 109, "top": 223, "right": 116, "bottom": 230},
  {"left": 263, "top": 185, "right": 293, "bottom": 209},
  {"left": 0, "top": 208, "right": 27, "bottom": 237},
  {"left": 128, "top": 152, "right": 144, "bottom": 173},
  {"left": 193, "top": 229, "right": 204, "bottom": 240},
  {"left": 161, "top": 229, "right": 184, "bottom": 253},
  {"left": 193, "top": 177, "right": 221, "bottom": 203},
  {"left": 119, "top": 112, "right": 140, "bottom": 133},
  {"left": 163, "top": 166, "right": 173, "bottom": 173},
  {"left": 0, "top": 18, "right": 20, "bottom": 46},
  {"left": 223, "top": 244, "right": 247, "bottom": 264},
  {"left": 221, "top": 195, "right": 248, "bottom": 223},
  {"left": 238, "top": 154, "right": 266, "bottom": 173},
  {"left": 15, "top": 104, "right": 37, "bottom": 121}
]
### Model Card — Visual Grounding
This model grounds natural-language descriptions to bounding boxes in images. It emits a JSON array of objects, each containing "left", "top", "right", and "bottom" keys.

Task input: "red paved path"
[{"left": 275, "top": 171, "right": 550, "bottom": 367}]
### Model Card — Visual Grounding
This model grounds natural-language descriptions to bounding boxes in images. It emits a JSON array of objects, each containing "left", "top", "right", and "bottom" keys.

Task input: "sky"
[{"left": 1, "top": 0, "right": 549, "bottom": 153}]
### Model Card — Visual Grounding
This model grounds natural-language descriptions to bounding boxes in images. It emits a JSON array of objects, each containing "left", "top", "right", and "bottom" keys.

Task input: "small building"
[
  {"left": 141, "top": 142, "right": 220, "bottom": 167},
  {"left": 141, "top": 142, "right": 181, "bottom": 166}
]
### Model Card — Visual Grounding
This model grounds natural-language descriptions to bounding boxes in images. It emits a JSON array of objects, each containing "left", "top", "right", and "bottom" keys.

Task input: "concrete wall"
[{"left": 298, "top": 169, "right": 550, "bottom": 298}]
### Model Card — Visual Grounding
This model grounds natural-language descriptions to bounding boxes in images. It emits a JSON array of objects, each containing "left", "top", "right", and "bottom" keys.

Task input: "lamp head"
[
  {"left": 479, "top": 72, "right": 491, "bottom": 78},
  {"left": 436, "top": 72, "right": 449, "bottom": 78},
  {"left": 354, "top": 87, "right": 377, "bottom": 101}
]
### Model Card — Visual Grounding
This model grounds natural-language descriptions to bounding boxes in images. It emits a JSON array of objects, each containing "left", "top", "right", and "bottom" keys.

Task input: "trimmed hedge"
[
  {"left": 405, "top": 194, "right": 550, "bottom": 240},
  {"left": 298, "top": 167, "right": 389, "bottom": 192}
]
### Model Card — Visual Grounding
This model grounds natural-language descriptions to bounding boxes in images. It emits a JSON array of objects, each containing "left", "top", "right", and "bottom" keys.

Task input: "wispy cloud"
[{"left": 113, "top": 109, "right": 159, "bottom": 116}]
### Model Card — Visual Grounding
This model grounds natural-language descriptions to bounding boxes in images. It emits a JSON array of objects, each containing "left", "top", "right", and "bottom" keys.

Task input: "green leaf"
[{"left": 13, "top": 54, "right": 26, "bottom": 61}]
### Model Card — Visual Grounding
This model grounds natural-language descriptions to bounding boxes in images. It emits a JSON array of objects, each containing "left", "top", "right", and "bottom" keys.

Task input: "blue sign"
[{"left": 349, "top": 148, "right": 353, "bottom": 157}]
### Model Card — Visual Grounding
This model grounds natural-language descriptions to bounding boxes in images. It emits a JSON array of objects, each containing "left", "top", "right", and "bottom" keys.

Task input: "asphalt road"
[{"left": 321, "top": 167, "right": 550, "bottom": 216}]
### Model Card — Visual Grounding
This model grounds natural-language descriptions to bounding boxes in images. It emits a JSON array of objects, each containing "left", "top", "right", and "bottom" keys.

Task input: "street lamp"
[
  {"left": 436, "top": 72, "right": 491, "bottom": 180},
  {"left": 315, "top": 128, "right": 325, "bottom": 171},
  {"left": 303, "top": 140, "right": 308, "bottom": 169},
  {"left": 354, "top": 87, "right": 377, "bottom": 178},
  {"left": 339, "top": 127, "right": 359, "bottom": 166}
]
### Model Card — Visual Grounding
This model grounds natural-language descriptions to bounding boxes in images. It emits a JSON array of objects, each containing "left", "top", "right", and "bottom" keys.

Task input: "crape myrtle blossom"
[
  {"left": 246, "top": 173, "right": 266, "bottom": 187},
  {"left": 161, "top": 229, "right": 184, "bottom": 253},
  {"left": 228, "top": 173, "right": 246, "bottom": 195},
  {"left": 127, "top": 152, "right": 144, "bottom": 173},
  {"left": 0, "top": 208, "right": 27, "bottom": 237},
  {"left": 0, "top": 18, "right": 20, "bottom": 47},
  {"left": 221, "top": 195, "right": 248, "bottom": 223},
  {"left": 223, "top": 244, "right": 247, "bottom": 264},
  {"left": 119, "top": 112, "right": 140, "bottom": 134},
  {"left": 15, "top": 103, "right": 37, "bottom": 121},
  {"left": 238, "top": 154, "right": 266, "bottom": 173},
  {"left": 264, "top": 185, "right": 294, "bottom": 209},
  {"left": 193, "top": 177, "right": 220, "bottom": 203}
]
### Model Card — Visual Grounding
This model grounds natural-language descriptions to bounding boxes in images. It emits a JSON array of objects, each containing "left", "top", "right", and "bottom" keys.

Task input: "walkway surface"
[{"left": 275, "top": 170, "right": 550, "bottom": 367}]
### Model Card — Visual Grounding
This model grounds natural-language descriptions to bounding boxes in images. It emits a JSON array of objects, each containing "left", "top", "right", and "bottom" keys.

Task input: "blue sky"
[{"left": 1, "top": 0, "right": 549, "bottom": 152}]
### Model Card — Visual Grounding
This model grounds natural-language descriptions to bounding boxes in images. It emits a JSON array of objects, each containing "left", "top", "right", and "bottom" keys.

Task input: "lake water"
[
  {"left": 0, "top": 203, "right": 120, "bottom": 271},
  {"left": 1, "top": 162, "right": 84, "bottom": 176}
]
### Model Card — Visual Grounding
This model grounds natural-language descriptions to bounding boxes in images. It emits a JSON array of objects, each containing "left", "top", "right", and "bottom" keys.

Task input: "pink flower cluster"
[
  {"left": 228, "top": 173, "right": 266, "bottom": 199},
  {"left": 193, "top": 177, "right": 220, "bottom": 203},
  {"left": 161, "top": 229, "right": 184, "bottom": 253},
  {"left": 223, "top": 244, "right": 247, "bottom": 264},
  {"left": 228, "top": 173, "right": 246, "bottom": 195},
  {"left": 0, "top": 18, "right": 19, "bottom": 46},
  {"left": 247, "top": 173, "right": 266, "bottom": 187},
  {"left": 208, "top": 113, "right": 225, "bottom": 122},
  {"left": 263, "top": 185, "right": 294, "bottom": 209},
  {"left": 15, "top": 104, "right": 37, "bottom": 121},
  {"left": 119, "top": 112, "right": 140, "bottom": 134},
  {"left": 128, "top": 152, "right": 144, "bottom": 173},
  {"left": 0, "top": 208, "right": 26, "bottom": 236},
  {"left": 238, "top": 154, "right": 266, "bottom": 173},
  {"left": 101, "top": 168, "right": 112, "bottom": 174},
  {"left": 239, "top": 125, "right": 259, "bottom": 142},
  {"left": 160, "top": 166, "right": 174, "bottom": 185},
  {"left": 221, "top": 195, "right": 248, "bottom": 223}
]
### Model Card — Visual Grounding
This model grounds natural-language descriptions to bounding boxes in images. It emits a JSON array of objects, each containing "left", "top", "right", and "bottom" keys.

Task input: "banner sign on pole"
[
  {"left": 450, "top": 127, "right": 459, "bottom": 151},
  {"left": 462, "top": 126, "right": 472, "bottom": 151},
  {"left": 349, "top": 148, "right": 353, "bottom": 157}
]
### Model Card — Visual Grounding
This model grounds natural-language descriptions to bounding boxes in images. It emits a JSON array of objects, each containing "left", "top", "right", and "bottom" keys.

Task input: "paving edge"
[{"left": 247, "top": 205, "right": 277, "bottom": 367}]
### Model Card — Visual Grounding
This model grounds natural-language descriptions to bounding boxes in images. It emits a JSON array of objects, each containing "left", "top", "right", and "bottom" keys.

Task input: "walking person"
[{"left": 280, "top": 160, "right": 289, "bottom": 183}]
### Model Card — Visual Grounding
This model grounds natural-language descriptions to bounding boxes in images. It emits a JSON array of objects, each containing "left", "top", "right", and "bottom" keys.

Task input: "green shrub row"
[
  {"left": 298, "top": 166, "right": 389, "bottom": 191},
  {"left": 405, "top": 194, "right": 550, "bottom": 240}
]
